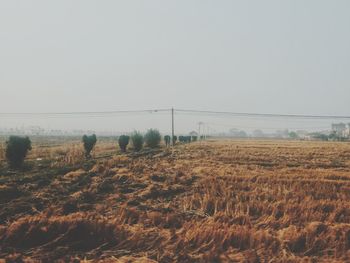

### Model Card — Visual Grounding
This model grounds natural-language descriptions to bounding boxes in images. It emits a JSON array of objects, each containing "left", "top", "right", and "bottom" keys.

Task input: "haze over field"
[
  {"left": 2, "top": 2, "right": 350, "bottom": 261},
  {"left": 1, "top": 1, "right": 350, "bottom": 131}
]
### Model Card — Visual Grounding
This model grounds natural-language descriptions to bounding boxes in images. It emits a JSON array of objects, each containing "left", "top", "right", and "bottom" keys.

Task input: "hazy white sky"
[{"left": 0, "top": 1, "right": 350, "bottom": 132}]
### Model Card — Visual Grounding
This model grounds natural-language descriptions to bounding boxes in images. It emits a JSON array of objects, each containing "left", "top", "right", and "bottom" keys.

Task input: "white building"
[{"left": 332, "top": 123, "right": 348, "bottom": 137}]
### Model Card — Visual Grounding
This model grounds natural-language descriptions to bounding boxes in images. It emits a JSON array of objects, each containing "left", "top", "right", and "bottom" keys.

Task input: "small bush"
[
  {"left": 118, "top": 135, "right": 130, "bottom": 152},
  {"left": 82, "top": 134, "right": 97, "bottom": 158},
  {"left": 144, "top": 129, "right": 161, "bottom": 148},
  {"left": 173, "top": 135, "right": 177, "bottom": 145},
  {"left": 180, "top": 136, "right": 191, "bottom": 143},
  {"left": 178, "top": 135, "right": 194, "bottom": 144},
  {"left": 131, "top": 132, "right": 144, "bottom": 152},
  {"left": 164, "top": 135, "right": 171, "bottom": 147},
  {"left": 5, "top": 136, "right": 32, "bottom": 168}
]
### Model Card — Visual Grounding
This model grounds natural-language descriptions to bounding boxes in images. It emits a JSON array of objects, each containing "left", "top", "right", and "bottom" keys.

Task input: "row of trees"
[
  {"left": 117, "top": 129, "right": 161, "bottom": 153},
  {"left": 2, "top": 129, "right": 198, "bottom": 169},
  {"left": 71, "top": 129, "right": 164, "bottom": 160},
  {"left": 310, "top": 131, "right": 348, "bottom": 141}
]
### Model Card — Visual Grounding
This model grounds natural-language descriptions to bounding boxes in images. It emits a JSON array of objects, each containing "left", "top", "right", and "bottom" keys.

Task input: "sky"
[{"left": 0, "top": 1, "right": 350, "bottom": 133}]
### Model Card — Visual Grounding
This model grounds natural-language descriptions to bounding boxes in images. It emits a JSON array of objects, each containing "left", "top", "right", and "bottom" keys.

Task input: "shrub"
[
  {"left": 173, "top": 135, "right": 177, "bottom": 145},
  {"left": 178, "top": 136, "right": 192, "bottom": 143},
  {"left": 131, "top": 131, "right": 144, "bottom": 152},
  {"left": 289, "top": 131, "right": 298, "bottom": 139},
  {"left": 5, "top": 136, "right": 32, "bottom": 168},
  {"left": 118, "top": 135, "right": 130, "bottom": 152},
  {"left": 144, "top": 129, "right": 161, "bottom": 148},
  {"left": 164, "top": 135, "right": 171, "bottom": 147},
  {"left": 192, "top": 136, "right": 198, "bottom": 142},
  {"left": 82, "top": 134, "right": 97, "bottom": 158}
]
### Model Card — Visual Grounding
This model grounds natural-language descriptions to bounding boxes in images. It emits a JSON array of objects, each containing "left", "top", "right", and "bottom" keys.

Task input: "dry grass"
[{"left": 1, "top": 139, "right": 350, "bottom": 262}]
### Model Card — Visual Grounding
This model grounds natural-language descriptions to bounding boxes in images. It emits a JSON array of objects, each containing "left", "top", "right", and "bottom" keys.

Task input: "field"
[{"left": 1, "top": 139, "right": 350, "bottom": 262}]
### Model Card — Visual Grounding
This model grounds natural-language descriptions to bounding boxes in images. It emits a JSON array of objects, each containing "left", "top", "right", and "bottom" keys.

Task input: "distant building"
[
  {"left": 332, "top": 123, "right": 347, "bottom": 137},
  {"left": 189, "top": 131, "right": 198, "bottom": 136}
]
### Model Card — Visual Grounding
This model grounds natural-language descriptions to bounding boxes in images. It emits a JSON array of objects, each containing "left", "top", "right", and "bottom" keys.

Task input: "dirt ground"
[{"left": 1, "top": 139, "right": 350, "bottom": 262}]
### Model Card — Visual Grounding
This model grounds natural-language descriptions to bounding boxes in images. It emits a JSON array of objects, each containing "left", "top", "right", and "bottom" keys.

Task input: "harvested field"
[{"left": 1, "top": 139, "right": 350, "bottom": 262}]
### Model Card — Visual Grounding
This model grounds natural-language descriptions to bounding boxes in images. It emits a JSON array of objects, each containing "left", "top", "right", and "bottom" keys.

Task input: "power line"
[
  {"left": 0, "top": 109, "right": 171, "bottom": 117},
  {"left": 175, "top": 109, "right": 350, "bottom": 120},
  {"left": 204, "top": 122, "right": 330, "bottom": 131},
  {"left": 1, "top": 108, "right": 350, "bottom": 120}
]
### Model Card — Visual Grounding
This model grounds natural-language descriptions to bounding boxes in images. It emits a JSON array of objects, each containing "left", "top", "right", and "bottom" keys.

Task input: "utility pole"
[
  {"left": 171, "top": 108, "right": 175, "bottom": 146},
  {"left": 198, "top": 122, "right": 203, "bottom": 141},
  {"left": 198, "top": 122, "right": 201, "bottom": 140}
]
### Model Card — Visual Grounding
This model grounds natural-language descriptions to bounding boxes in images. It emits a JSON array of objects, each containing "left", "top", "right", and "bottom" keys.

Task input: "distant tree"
[
  {"left": 164, "top": 135, "right": 171, "bottom": 147},
  {"left": 6, "top": 136, "right": 32, "bottom": 168},
  {"left": 229, "top": 128, "right": 239, "bottom": 136},
  {"left": 274, "top": 129, "right": 289, "bottom": 138},
  {"left": 131, "top": 131, "right": 144, "bottom": 152},
  {"left": 238, "top": 131, "right": 247, "bottom": 138},
  {"left": 252, "top": 129, "right": 264, "bottom": 138},
  {"left": 118, "top": 135, "right": 130, "bottom": 152},
  {"left": 319, "top": 134, "right": 329, "bottom": 141},
  {"left": 310, "top": 132, "right": 328, "bottom": 141},
  {"left": 191, "top": 136, "right": 198, "bottom": 142},
  {"left": 144, "top": 129, "right": 161, "bottom": 148},
  {"left": 82, "top": 134, "right": 97, "bottom": 158},
  {"left": 289, "top": 131, "right": 299, "bottom": 139},
  {"left": 328, "top": 131, "right": 338, "bottom": 141}
]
